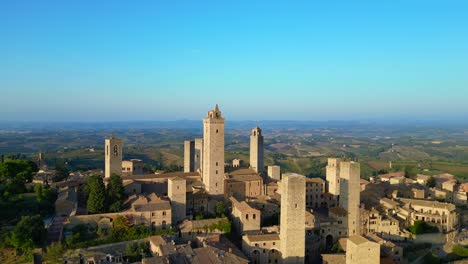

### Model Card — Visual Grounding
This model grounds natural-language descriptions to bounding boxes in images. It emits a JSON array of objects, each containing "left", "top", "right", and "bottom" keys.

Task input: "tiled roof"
[{"left": 245, "top": 233, "right": 280, "bottom": 242}]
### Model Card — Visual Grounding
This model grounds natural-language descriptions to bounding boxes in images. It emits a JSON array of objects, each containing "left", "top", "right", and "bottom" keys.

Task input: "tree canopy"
[
  {"left": 107, "top": 174, "right": 124, "bottom": 212},
  {"left": 86, "top": 175, "right": 106, "bottom": 214},
  {"left": 7, "top": 215, "right": 46, "bottom": 253}
]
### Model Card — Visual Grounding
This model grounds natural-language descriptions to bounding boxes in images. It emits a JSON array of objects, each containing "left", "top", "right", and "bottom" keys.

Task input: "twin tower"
[{"left": 184, "top": 104, "right": 264, "bottom": 195}]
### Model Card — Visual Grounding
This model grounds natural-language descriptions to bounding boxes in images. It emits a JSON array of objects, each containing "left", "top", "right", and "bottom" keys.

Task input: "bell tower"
[{"left": 105, "top": 137, "right": 122, "bottom": 178}]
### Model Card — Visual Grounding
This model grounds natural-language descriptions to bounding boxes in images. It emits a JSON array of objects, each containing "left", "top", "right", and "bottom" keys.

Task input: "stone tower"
[
  {"left": 202, "top": 104, "right": 225, "bottom": 195},
  {"left": 194, "top": 138, "right": 203, "bottom": 173},
  {"left": 249, "top": 126, "right": 264, "bottom": 174},
  {"left": 168, "top": 177, "right": 186, "bottom": 224},
  {"left": 105, "top": 137, "right": 122, "bottom": 178},
  {"left": 184, "top": 140, "right": 195, "bottom": 173},
  {"left": 339, "top": 161, "right": 361, "bottom": 236},
  {"left": 326, "top": 158, "right": 341, "bottom": 195},
  {"left": 280, "top": 173, "right": 306, "bottom": 264}
]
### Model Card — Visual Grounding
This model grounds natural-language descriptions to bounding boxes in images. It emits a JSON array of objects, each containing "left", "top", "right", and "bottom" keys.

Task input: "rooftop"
[
  {"left": 244, "top": 233, "right": 280, "bottom": 242},
  {"left": 347, "top": 235, "right": 371, "bottom": 245}
]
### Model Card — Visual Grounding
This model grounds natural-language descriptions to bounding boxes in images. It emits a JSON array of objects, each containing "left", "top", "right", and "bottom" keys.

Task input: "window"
[
  {"left": 253, "top": 214, "right": 256, "bottom": 219},
  {"left": 216, "top": 129, "right": 219, "bottom": 133},
  {"left": 246, "top": 214, "right": 249, "bottom": 220},
  {"left": 163, "top": 211, "right": 166, "bottom": 216},
  {"left": 216, "top": 162, "right": 218, "bottom": 166},
  {"left": 151, "top": 212, "right": 155, "bottom": 217}
]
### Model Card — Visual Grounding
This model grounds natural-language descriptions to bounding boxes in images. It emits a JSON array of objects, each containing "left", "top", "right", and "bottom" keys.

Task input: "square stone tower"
[
  {"left": 268, "top": 165, "right": 281, "bottom": 180},
  {"left": 168, "top": 177, "right": 186, "bottom": 224},
  {"left": 346, "top": 236, "right": 380, "bottom": 264},
  {"left": 249, "top": 126, "right": 264, "bottom": 174},
  {"left": 202, "top": 104, "right": 225, "bottom": 195},
  {"left": 194, "top": 138, "right": 203, "bottom": 173},
  {"left": 184, "top": 140, "right": 195, "bottom": 173},
  {"left": 339, "top": 161, "right": 361, "bottom": 236},
  {"left": 280, "top": 173, "right": 306, "bottom": 264},
  {"left": 326, "top": 158, "right": 341, "bottom": 195},
  {"left": 105, "top": 137, "right": 122, "bottom": 178}
]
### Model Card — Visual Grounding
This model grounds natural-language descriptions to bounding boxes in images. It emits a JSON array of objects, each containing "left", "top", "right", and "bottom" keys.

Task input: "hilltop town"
[{"left": 1, "top": 105, "right": 468, "bottom": 264}]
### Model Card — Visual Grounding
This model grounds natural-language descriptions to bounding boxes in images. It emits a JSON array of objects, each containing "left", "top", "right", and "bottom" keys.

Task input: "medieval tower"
[
  {"left": 326, "top": 158, "right": 341, "bottom": 195},
  {"left": 194, "top": 138, "right": 203, "bottom": 173},
  {"left": 280, "top": 173, "right": 306, "bottom": 264},
  {"left": 202, "top": 104, "right": 225, "bottom": 195},
  {"left": 339, "top": 161, "right": 361, "bottom": 236},
  {"left": 249, "top": 126, "right": 264, "bottom": 173},
  {"left": 168, "top": 177, "right": 186, "bottom": 224},
  {"left": 105, "top": 136, "right": 122, "bottom": 178},
  {"left": 184, "top": 140, "right": 195, "bottom": 173}
]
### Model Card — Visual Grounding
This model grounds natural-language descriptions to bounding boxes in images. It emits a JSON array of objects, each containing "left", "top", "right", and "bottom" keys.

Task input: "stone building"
[
  {"left": 178, "top": 217, "right": 229, "bottom": 242},
  {"left": 230, "top": 197, "right": 261, "bottom": 235},
  {"left": 121, "top": 159, "right": 144, "bottom": 175},
  {"left": 242, "top": 233, "right": 281, "bottom": 264},
  {"left": 249, "top": 195, "right": 280, "bottom": 223},
  {"left": 184, "top": 140, "right": 195, "bottom": 173},
  {"left": 168, "top": 177, "right": 186, "bottom": 224},
  {"left": 280, "top": 173, "right": 306, "bottom": 264},
  {"left": 67, "top": 194, "right": 171, "bottom": 231},
  {"left": 399, "top": 198, "right": 458, "bottom": 232},
  {"left": 366, "top": 208, "right": 402, "bottom": 240},
  {"left": 267, "top": 165, "right": 281, "bottom": 181},
  {"left": 130, "top": 193, "right": 172, "bottom": 230},
  {"left": 225, "top": 168, "right": 263, "bottom": 200},
  {"left": 105, "top": 136, "right": 122, "bottom": 178},
  {"left": 306, "top": 177, "right": 327, "bottom": 209},
  {"left": 345, "top": 236, "right": 380, "bottom": 264},
  {"left": 55, "top": 186, "right": 78, "bottom": 217},
  {"left": 203, "top": 104, "right": 225, "bottom": 195},
  {"left": 326, "top": 158, "right": 341, "bottom": 196},
  {"left": 339, "top": 161, "right": 361, "bottom": 236},
  {"left": 250, "top": 126, "right": 264, "bottom": 174}
]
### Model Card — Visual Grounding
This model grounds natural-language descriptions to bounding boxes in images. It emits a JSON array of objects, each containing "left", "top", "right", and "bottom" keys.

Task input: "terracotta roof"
[
  {"left": 379, "top": 172, "right": 405, "bottom": 179},
  {"left": 245, "top": 233, "right": 280, "bottom": 242},
  {"left": 307, "top": 177, "right": 325, "bottom": 184},
  {"left": 399, "top": 198, "right": 456, "bottom": 211}
]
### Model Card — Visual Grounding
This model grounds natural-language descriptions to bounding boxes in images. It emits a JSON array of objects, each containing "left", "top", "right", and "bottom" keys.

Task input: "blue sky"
[{"left": 1, "top": 1, "right": 467, "bottom": 121}]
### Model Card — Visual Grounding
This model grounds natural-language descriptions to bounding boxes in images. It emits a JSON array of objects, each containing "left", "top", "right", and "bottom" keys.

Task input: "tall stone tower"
[
  {"left": 168, "top": 177, "right": 186, "bottom": 224},
  {"left": 194, "top": 138, "right": 203, "bottom": 173},
  {"left": 326, "top": 158, "right": 341, "bottom": 195},
  {"left": 105, "top": 137, "right": 123, "bottom": 178},
  {"left": 339, "top": 161, "right": 361, "bottom": 236},
  {"left": 184, "top": 140, "right": 195, "bottom": 173},
  {"left": 249, "top": 126, "right": 264, "bottom": 174},
  {"left": 202, "top": 104, "right": 225, "bottom": 195},
  {"left": 280, "top": 173, "right": 306, "bottom": 264}
]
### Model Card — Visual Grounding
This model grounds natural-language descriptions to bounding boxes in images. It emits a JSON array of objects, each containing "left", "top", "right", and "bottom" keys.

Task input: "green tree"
[
  {"left": 0, "top": 160, "right": 38, "bottom": 197},
  {"left": 43, "top": 242, "right": 66, "bottom": 263},
  {"left": 427, "top": 176, "right": 436, "bottom": 188},
  {"left": 86, "top": 175, "right": 106, "bottom": 214},
  {"left": 407, "top": 220, "right": 438, "bottom": 235},
  {"left": 215, "top": 201, "right": 227, "bottom": 217},
  {"left": 8, "top": 215, "right": 46, "bottom": 252},
  {"left": 34, "top": 184, "right": 43, "bottom": 202},
  {"left": 404, "top": 166, "right": 417, "bottom": 178},
  {"left": 53, "top": 161, "right": 69, "bottom": 182},
  {"left": 106, "top": 174, "right": 124, "bottom": 212}
]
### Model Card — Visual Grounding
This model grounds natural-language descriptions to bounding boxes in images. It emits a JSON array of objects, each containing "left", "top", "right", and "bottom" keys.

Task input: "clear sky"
[{"left": 1, "top": 1, "right": 467, "bottom": 122}]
